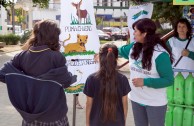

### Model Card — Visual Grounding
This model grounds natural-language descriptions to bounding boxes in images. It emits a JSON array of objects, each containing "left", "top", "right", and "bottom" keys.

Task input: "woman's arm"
[
  {"left": 86, "top": 96, "right": 93, "bottom": 126},
  {"left": 122, "top": 95, "right": 128, "bottom": 126},
  {"left": 118, "top": 42, "right": 135, "bottom": 59},
  {"left": 188, "top": 51, "right": 194, "bottom": 60},
  {"left": 181, "top": 49, "right": 194, "bottom": 60},
  {"left": 143, "top": 52, "right": 174, "bottom": 88}
]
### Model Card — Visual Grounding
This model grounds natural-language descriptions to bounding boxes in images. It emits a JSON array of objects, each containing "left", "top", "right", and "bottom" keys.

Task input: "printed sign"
[
  {"left": 173, "top": 0, "right": 194, "bottom": 5},
  {"left": 60, "top": 0, "right": 100, "bottom": 94},
  {"left": 183, "top": 6, "right": 194, "bottom": 37},
  {"left": 128, "top": 3, "right": 153, "bottom": 43}
]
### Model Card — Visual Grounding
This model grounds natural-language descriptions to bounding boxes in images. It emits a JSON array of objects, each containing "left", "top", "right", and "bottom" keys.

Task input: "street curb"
[
  {"left": 0, "top": 49, "right": 22, "bottom": 55},
  {"left": 0, "top": 45, "right": 22, "bottom": 55}
]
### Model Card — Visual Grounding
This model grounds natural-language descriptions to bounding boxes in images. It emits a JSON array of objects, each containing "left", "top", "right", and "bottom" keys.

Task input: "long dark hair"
[
  {"left": 96, "top": 44, "right": 118, "bottom": 122},
  {"left": 131, "top": 18, "right": 174, "bottom": 70},
  {"left": 27, "top": 19, "right": 61, "bottom": 51},
  {"left": 174, "top": 18, "right": 192, "bottom": 39}
]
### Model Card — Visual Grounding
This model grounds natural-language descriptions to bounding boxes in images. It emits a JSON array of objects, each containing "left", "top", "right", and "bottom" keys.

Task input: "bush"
[
  {"left": 156, "top": 28, "right": 172, "bottom": 37},
  {"left": 20, "top": 30, "right": 32, "bottom": 44},
  {"left": 0, "top": 34, "right": 21, "bottom": 45}
]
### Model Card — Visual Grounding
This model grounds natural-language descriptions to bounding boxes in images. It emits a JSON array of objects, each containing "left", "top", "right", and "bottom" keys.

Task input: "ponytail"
[{"left": 96, "top": 44, "right": 119, "bottom": 122}]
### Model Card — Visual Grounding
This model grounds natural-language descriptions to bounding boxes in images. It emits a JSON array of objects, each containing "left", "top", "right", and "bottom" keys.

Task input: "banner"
[
  {"left": 128, "top": 3, "right": 153, "bottom": 43},
  {"left": 183, "top": 6, "right": 194, "bottom": 37},
  {"left": 60, "top": 0, "right": 100, "bottom": 94},
  {"left": 173, "top": 0, "right": 194, "bottom": 5}
]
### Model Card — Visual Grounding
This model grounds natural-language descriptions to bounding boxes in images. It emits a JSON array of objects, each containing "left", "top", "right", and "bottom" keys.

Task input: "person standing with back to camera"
[
  {"left": 166, "top": 18, "right": 194, "bottom": 77},
  {"left": 0, "top": 19, "right": 76, "bottom": 126},
  {"left": 118, "top": 18, "right": 174, "bottom": 126},
  {"left": 84, "top": 44, "right": 131, "bottom": 126}
]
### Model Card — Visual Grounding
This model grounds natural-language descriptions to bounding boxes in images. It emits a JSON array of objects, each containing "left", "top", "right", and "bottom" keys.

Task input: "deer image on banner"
[{"left": 72, "top": 0, "right": 88, "bottom": 24}]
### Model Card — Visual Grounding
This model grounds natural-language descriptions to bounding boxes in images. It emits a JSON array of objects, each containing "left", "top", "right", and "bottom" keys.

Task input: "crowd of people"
[{"left": 0, "top": 17, "right": 194, "bottom": 126}]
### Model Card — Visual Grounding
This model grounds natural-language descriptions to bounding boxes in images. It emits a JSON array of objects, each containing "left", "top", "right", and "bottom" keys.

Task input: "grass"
[
  {"left": 100, "top": 40, "right": 111, "bottom": 44},
  {"left": 64, "top": 84, "right": 85, "bottom": 94},
  {"left": 62, "top": 50, "right": 95, "bottom": 57}
]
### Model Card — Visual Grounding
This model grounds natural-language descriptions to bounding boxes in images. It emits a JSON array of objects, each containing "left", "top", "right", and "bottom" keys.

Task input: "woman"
[
  {"left": 0, "top": 20, "right": 75, "bottom": 126},
  {"left": 119, "top": 18, "right": 174, "bottom": 126},
  {"left": 166, "top": 18, "right": 194, "bottom": 77},
  {"left": 84, "top": 44, "right": 131, "bottom": 126}
]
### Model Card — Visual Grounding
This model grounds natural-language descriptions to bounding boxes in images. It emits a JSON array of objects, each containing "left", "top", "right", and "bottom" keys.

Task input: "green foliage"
[
  {"left": 128, "top": 1, "right": 183, "bottom": 29},
  {"left": 15, "top": 8, "right": 25, "bottom": 24},
  {"left": 0, "top": 0, "right": 13, "bottom": 8},
  {"left": 32, "top": 0, "right": 49, "bottom": 8},
  {"left": 20, "top": 30, "right": 32, "bottom": 44},
  {"left": 62, "top": 50, "right": 96, "bottom": 57},
  {"left": 64, "top": 84, "right": 85, "bottom": 94},
  {"left": 71, "top": 14, "right": 92, "bottom": 25},
  {"left": 71, "top": 14, "right": 79, "bottom": 25},
  {"left": 0, "top": 0, "right": 49, "bottom": 14},
  {"left": 103, "top": 22, "right": 110, "bottom": 27},
  {"left": 152, "top": 2, "right": 183, "bottom": 28},
  {"left": 156, "top": 28, "right": 172, "bottom": 37},
  {"left": 96, "top": 17, "right": 103, "bottom": 25},
  {"left": 86, "top": 14, "right": 92, "bottom": 25},
  {"left": 0, "top": 34, "right": 21, "bottom": 45},
  {"left": 100, "top": 40, "right": 109, "bottom": 44}
]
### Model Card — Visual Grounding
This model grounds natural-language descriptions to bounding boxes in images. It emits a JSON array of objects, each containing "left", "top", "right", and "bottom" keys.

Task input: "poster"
[
  {"left": 128, "top": 3, "right": 153, "bottom": 43},
  {"left": 60, "top": 0, "right": 100, "bottom": 94},
  {"left": 183, "top": 6, "right": 194, "bottom": 37},
  {"left": 173, "top": 0, "right": 194, "bottom": 5}
]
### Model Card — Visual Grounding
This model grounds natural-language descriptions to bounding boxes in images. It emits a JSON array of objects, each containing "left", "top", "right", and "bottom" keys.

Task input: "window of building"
[
  {"left": 111, "top": 0, "right": 113, "bottom": 6},
  {"left": 103, "top": 0, "right": 108, "bottom": 6},
  {"left": 125, "top": 1, "right": 129, "bottom": 7},
  {"left": 97, "top": 0, "right": 100, "bottom": 6},
  {"left": 120, "top": 2, "right": 123, "bottom": 7}
]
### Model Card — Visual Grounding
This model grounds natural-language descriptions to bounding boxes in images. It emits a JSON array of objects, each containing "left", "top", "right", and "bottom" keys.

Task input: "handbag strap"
[{"left": 173, "top": 37, "right": 192, "bottom": 67}]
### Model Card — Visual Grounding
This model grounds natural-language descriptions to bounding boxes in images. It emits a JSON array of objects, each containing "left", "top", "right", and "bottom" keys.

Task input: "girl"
[{"left": 84, "top": 44, "right": 131, "bottom": 126}]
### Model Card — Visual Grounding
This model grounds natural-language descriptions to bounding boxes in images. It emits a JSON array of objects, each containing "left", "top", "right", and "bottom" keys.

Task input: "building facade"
[
  {"left": 93, "top": 0, "right": 129, "bottom": 18},
  {"left": 0, "top": 5, "right": 8, "bottom": 34},
  {"left": 2, "top": 0, "right": 129, "bottom": 32}
]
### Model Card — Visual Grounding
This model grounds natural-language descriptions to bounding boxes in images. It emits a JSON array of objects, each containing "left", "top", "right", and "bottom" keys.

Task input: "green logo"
[
  {"left": 134, "top": 60, "right": 142, "bottom": 69},
  {"left": 132, "top": 10, "right": 148, "bottom": 20}
]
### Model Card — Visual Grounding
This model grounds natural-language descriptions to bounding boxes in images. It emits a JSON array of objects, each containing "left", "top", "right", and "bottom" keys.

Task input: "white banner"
[
  {"left": 128, "top": 3, "right": 153, "bottom": 43},
  {"left": 60, "top": 0, "right": 100, "bottom": 94}
]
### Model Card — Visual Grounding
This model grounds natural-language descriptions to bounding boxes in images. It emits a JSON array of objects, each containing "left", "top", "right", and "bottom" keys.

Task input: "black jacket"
[{"left": 0, "top": 62, "right": 76, "bottom": 123}]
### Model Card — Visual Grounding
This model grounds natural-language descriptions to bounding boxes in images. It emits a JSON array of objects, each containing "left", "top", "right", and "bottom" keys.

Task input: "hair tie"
[{"left": 108, "top": 48, "right": 112, "bottom": 52}]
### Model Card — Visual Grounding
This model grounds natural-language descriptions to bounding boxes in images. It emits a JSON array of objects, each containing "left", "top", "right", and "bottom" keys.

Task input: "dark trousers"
[{"left": 131, "top": 101, "right": 167, "bottom": 126}]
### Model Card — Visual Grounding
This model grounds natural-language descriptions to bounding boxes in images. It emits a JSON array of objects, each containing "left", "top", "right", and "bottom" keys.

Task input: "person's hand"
[
  {"left": 181, "top": 49, "right": 189, "bottom": 57},
  {"left": 132, "top": 78, "right": 144, "bottom": 87},
  {"left": 21, "top": 41, "right": 31, "bottom": 51},
  {"left": 94, "top": 54, "right": 99, "bottom": 62}
]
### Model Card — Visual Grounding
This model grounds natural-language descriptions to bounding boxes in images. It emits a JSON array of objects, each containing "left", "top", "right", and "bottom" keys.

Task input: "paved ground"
[
  {"left": 0, "top": 41, "right": 135, "bottom": 126},
  {"left": 0, "top": 45, "right": 22, "bottom": 54}
]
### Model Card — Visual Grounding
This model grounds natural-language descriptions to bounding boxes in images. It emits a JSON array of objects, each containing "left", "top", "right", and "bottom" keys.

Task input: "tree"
[
  {"left": 129, "top": 0, "right": 183, "bottom": 28},
  {"left": 129, "top": 0, "right": 184, "bottom": 36},
  {"left": 96, "top": 17, "right": 103, "bottom": 25},
  {"left": 0, "top": 0, "right": 13, "bottom": 12},
  {"left": 0, "top": 0, "right": 49, "bottom": 9},
  {"left": 152, "top": 2, "right": 183, "bottom": 28},
  {"left": 32, "top": 0, "right": 49, "bottom": 8},
  {"left": 15, "top": 8, "right": 25, "bottom": 26}
]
